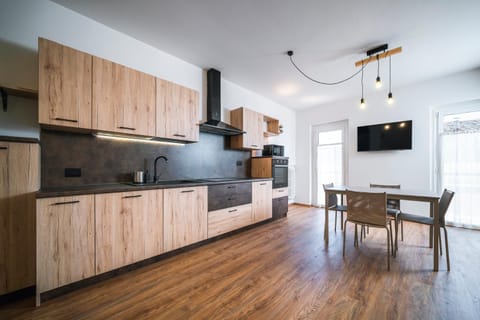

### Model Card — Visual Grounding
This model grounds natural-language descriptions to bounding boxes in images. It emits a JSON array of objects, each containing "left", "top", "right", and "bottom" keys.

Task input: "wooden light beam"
[{"left": 354, "top": 47, "right": 402, "bottom": 67}]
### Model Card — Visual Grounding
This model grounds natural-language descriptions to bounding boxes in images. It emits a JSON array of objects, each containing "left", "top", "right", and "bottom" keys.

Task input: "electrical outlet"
[
  {"left": 65, "top": 168, "right": 82, "bottom": 177},
  {"left": 236, "top": 160, "right": 243, "bottom": 166}
]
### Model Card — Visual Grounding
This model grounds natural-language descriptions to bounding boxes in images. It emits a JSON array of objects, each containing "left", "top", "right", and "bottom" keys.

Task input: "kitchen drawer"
[
  {"left": 208, "top": 204, "right": 252, "bottom": 237},
  {"left": 208, "top": 182, "right": 252, "bottom": 211},
  {"left": 272, "top": 187, "right": 288, "bottom": 199}
]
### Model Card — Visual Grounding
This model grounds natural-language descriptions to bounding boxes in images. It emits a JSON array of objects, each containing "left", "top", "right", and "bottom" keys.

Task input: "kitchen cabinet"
[
  {"left": 230, "top": 107, "right": 264, "bottom": 150},
  {"left": 0, "top": 141, "right": 39, "bottom": 296},
  {"left": 92, "top": 57, "right": 156, "bottom": 137},
  {"left": 252, "top": 181, "right": 273, "bottom": 222},
  {"left": 38, "top": 38, "right": 92, "bottom": 129},
  {"left": 208, "top": 204, "right": 253, "bottom": 238},
  {"left": 95, "top": 190, "right": 162, "bottom": 274},
  {"left": 164, "top": 186, "right": 207, "bottom": 251},
  {"left": 156, "top": 79, "right": 199, "bottom": 142},
  {"left": 36, "top": 195, "right": 95, "bottom": 294}
]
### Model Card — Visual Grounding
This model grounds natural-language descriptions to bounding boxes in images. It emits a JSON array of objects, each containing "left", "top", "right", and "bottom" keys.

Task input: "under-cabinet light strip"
[{"left": 93, "top": 133, "right": 185, "bottom": 146}]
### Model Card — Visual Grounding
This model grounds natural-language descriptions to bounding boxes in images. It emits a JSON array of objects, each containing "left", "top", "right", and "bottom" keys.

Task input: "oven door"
[{"left": 272, "top": 165, "right": 288, "bottom": 189}]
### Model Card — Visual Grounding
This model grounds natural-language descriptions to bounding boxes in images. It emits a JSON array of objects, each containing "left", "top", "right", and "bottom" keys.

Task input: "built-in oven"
[{"left": 272, "top": 158, "right": 288, "bottom": 189}]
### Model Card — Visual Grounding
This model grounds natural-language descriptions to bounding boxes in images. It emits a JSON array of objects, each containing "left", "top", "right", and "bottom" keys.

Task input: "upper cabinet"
[
  {"left": 230, "top": 107, "right": 264, "bottom": 150},
  {"left": 92, "top": 57, "right": 156, "bottom": 137},
  {"left": 38, "top": 38, "right": 92, "bottom": 129},
  {"left": 156, "top": 79, "right": 199, "bottom": 142}
]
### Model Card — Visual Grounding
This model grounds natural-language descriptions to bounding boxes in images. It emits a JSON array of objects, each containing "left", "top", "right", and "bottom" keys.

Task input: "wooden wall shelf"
[
  {"left": 264, "top": 115, "right": 281, "bottom": 136},
  {"left": 0, "top": 85, "right": 38, "bottom": 112}
]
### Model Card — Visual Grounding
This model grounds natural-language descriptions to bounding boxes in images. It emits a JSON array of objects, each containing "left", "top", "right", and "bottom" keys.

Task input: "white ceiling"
[{"left": 53, "top": 0, "right": 480, "bottom": 110}]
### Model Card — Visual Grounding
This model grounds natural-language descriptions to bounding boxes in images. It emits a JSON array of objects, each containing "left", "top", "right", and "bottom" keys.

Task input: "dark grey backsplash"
[{"left": 41, "top": 130, "right": 251, "bottom": 188}]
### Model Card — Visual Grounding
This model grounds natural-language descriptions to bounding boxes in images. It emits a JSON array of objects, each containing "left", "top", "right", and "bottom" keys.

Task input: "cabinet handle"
[
  {"left": 250, "top": 144, "right": 258, "bottom": 147},
  {"left": 54, "top": 117, "right": 78, "bottom": 123},
  {"left": 227, "top": 185, "right": 236, "bottom": 189},
  {"left": 260, "top": 183, "right": 267, "bottom": 185},
  {"left": 277, "top": 189, "right": 284, "bottom": 192},
  {"left": 51, "top": 200, "right": 80, "bottom": 206},
  {"left": 118, "top": 126, "right": 136, "bottom": 131},
  {"left": 227, "top": 197, "right": 235, "bottom": 201},
  {"left": 228, "top": 209, "right": 238, "bottom": 213},
  {"left": 0, "top": 146, "right": 7, "bottom": 150},
  {"left": 173, "top": 134, "right": 186, "bottom": 137},
  {"left": 122, "top": 195, "right": 142, "bottom": 199},
  {"left": 181, "top": 190, "right": 195, "bottom": 193}
]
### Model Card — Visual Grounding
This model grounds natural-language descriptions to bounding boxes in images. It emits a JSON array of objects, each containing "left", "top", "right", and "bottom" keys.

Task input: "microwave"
[{"left": 263, "top": 144, "right": 284, "bottom": 157}]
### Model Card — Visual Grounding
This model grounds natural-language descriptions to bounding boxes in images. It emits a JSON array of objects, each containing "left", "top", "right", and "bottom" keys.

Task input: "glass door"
[
  {"left": 439, "top": 110, "right": 480, "bottom": 228},
  {"left": 312, "top": 120, "right": 348, "bottom": 206}
]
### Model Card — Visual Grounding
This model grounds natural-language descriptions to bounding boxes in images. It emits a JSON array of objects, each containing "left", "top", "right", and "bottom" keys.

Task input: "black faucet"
[{"left": 153, "top": 156, "right": 168, "bottom": 183}]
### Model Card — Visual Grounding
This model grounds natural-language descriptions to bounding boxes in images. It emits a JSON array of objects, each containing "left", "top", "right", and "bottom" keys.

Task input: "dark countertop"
[
  {"left": 0, "top": 135, "right": 40, "bottom": 144},
  {"left": 36, "top": 177, "right": 273, "bottom": 198}
]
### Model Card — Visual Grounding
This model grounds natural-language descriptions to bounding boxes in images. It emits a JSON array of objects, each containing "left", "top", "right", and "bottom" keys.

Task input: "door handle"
[
  {"left": 122, "top": 195, "right": 142, "bottom": 199},
  {"left": 51, "top": 200, "right": 80, "bottom": 206}
]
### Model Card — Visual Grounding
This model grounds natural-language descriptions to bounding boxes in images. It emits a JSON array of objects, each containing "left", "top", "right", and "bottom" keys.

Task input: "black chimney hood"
[{"left": 199, "top": 69, "right": 245, "bottom": 136}]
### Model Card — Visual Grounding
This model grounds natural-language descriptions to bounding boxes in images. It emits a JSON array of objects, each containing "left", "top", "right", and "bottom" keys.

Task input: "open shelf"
[
  {"left": 263, "top": 115, "right": 281, "bottom": 137},
  {"left": 1, "top": 85, "right": 38, "bottom": 112}
]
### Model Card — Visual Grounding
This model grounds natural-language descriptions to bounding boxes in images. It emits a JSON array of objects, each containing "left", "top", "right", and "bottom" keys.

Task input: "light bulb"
[
  {"left": 387, "top": 92, "right": 394, "bottom": 104},
  {"left": 360, "top": 97, "right": 366, "bottom": 109},
  {"left": 375, "top": 76, "right": 382, "bottom": 88}
]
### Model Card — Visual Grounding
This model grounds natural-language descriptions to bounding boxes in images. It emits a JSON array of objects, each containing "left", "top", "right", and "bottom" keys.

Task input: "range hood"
[{"left": 199, "top": 69, "right": 245, "bottom": 136}]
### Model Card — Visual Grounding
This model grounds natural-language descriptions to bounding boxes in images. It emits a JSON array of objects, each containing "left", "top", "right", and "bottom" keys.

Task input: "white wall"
[
  {"left": 295, "top": 68, "right": 480, "bottom": 212},
  {"left": 0, "top": 0, "right": 295, "bottom": 160}
]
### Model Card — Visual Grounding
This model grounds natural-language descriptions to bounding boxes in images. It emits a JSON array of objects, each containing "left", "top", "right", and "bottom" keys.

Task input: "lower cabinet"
[
  {"left": 164, "top": 186, "right": 208, "bottom": 251},
  {"left": 208, "top": 204, "right": 252, "bottom": 238},
  {"left": 252, "top": 181, "right": 273, "bottom": 222},
  {"left": 95, "top": 190, "right": 163, "bottom": 274},
  {"left": 36, "top": 195, "right": 95, "bottom": 294}
]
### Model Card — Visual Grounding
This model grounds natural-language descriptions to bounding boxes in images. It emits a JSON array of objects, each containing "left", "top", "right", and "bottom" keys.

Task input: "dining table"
[{"left": 323, "top": 185, "right": 442, "bottom": 271}]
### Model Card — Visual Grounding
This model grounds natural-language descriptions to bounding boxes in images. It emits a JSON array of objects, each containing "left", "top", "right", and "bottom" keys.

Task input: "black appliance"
[
  {"left": 263, "top": 144, "right": 284, "bottom": 157},
  {"left": 199, "top": 69, "right": 245, "bottom": 136},
  {"left": 357, "top": 120, "right": 412, "bottom": 152},
  {"left": 272, "top": 157, "right": 288, "bottom": 189}
]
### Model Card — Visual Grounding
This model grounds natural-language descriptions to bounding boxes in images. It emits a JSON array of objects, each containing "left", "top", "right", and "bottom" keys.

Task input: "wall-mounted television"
[{"left": 357, "top": 120, "right": 412, "bottom": 152}]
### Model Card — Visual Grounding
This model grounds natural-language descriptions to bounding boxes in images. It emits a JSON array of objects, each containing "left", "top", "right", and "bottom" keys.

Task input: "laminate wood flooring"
[{"left": 1, "top": 205, "right": 479, "bottom": 319}]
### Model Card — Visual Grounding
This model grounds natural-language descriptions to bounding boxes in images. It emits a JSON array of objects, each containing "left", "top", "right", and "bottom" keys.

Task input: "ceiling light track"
[{"left": 354, "top": 46, "right": 402, "bottom": 67}]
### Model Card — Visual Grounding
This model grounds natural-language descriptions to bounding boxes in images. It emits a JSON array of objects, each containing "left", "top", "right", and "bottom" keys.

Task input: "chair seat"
[
  {"left": 329, "top": 204, "right": 347, "bottom": 212},
  {"left": 398, "top": 212, "right": 434, "bottom": 225}
]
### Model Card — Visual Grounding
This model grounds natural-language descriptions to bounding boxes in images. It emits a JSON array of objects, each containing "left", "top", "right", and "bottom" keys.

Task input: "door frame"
[{"left": 311, "top": 119, "right": 349, "bottom": 207}]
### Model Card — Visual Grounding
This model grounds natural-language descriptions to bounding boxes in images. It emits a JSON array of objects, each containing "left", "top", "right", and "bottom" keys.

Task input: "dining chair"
[
  {"left": 370, "top": 183, "right": 403, "bottom": 250},
  {"left": 343, "top": 190, "right": 394, "bottom": 271},
  {"left": 323, "top": 183, "right": 347, "bottom": 232},
  {"left": 397, "top": 189, "right": 455, "bottom": 270}
]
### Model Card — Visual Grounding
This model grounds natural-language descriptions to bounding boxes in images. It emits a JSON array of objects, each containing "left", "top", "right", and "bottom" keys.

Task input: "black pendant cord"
[
  {"left": 287, "top": 51, "right": 366, "bottom": 86},
  {"left": 389, "top": 56, "right": 392, "bottom": 92}
]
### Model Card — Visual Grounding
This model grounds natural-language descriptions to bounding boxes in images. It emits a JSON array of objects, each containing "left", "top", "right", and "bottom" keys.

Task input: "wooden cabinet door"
[
  {"left": 252, "top": 181, "right": 273, "bottom": 222},
  {"left": 0, "top": 142, "right": 39, "bottom": 295},
  {"left": 230, "top": 107, "right": 263, "bottom": 150},
  {"left": 164, "top": 186, "right": 207, "bottom": 251},
  {"left": 92, "top": 58, "right": 156, "bottom": 136},
  {"left": 95, "top": 190, "right": 162, "bottom": 274},
  {"left": 38, "top": 38, "right": 92, "bottom": 129},
  {"left": 36, "top": 195, "right": 95, "bottom": 294},
  {"left": 156, "top": 79, "right": 199, "bottom": 142}
]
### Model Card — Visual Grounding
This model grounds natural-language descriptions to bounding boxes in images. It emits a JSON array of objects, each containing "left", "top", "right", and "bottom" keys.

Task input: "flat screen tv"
[{"left": 357, "top": 120, "right": 412, "bottom": 152}]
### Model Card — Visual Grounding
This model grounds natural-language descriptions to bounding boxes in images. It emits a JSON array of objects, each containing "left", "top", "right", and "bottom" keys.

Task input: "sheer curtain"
[{"left": 441, "top": 112, "right": 480, "bottom": 228}]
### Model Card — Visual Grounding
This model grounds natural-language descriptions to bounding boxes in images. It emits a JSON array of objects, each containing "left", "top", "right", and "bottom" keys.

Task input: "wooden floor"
[{"left": 2, "top": 205, "right": 480, "bottom": 319}]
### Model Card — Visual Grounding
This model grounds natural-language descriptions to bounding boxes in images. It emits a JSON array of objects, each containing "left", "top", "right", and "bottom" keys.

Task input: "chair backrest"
[
  {"left": 346, "top": 190, "right": 387, "bottom": 226},
  {"left": 370, "top": 183, "right": 400, "bottom": 209},
  {"left": 439, "top": 189, "right": 455, "bottom": 225},
  {"left": 323, "top": 183, "right": 338, "bottom": 208}
]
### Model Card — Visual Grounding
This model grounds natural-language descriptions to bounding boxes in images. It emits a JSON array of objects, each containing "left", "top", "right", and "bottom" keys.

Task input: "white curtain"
[{"left": 441, "top": 129, "right": 480, "bottom": 228}]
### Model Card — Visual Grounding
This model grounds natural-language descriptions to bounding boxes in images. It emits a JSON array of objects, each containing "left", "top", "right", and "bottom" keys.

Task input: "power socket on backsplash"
[
  {"left": 236, "top": 161, "right": 243, "bottom": 166},
  {"left": 65, "top": 168, "right": 82, "bottom": 177}
]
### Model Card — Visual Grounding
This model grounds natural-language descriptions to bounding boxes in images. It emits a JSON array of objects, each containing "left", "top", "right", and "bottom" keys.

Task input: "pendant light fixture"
[
  {"left": 375, "top": 55, "right": 382, "bottom": 89},
  {"left": 286, "top": 44, "right": 402, "bottom": 109},
  {"left": 360, "top": 61, "right": 366, "bottom": 108},
  {"left": 387, "top": 55, "right": 394, "bottom": 104}
]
